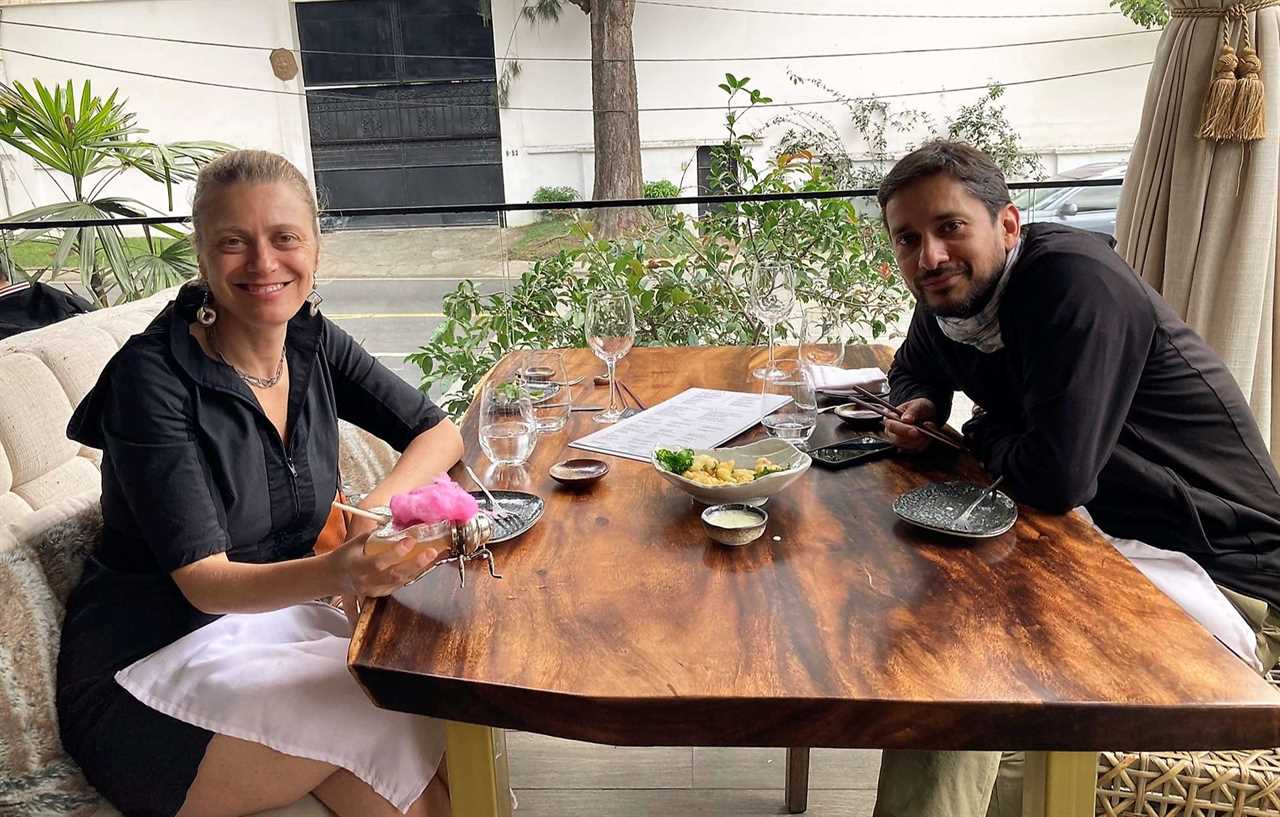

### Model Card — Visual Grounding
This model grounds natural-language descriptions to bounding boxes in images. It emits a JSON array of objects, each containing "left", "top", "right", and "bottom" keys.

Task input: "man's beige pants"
[{"left": 872, "top": 585, "right": 1280, "bottom": 817}]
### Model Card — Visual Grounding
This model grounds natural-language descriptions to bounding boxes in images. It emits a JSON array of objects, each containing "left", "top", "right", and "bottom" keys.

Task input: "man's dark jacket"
[
  {"left": 889, "top": 223, "right": 1280, "bottom": 609},
  {"left": 0, "top": 281, "right": 93, "bottom": 340}
]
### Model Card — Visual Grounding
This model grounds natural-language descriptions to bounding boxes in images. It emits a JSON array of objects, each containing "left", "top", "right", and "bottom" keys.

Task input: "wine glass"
[
  {"left": 747, "top": 261, "right": 796, "bottom": 380},
  {"left": 478, "top": 382, "right": 538, "bottom": 466},
  {"left": 760, "top": 359, "right": 817, "bottom": 450},
  {"left": 585, "top": 290, "right": 636, "bottom": 424},
  {"left": 800, "top": 302, "right": 845, "bottom": 368}
]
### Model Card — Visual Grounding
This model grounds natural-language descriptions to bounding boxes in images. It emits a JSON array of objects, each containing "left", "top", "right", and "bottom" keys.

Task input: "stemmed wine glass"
[
  {"left": 585, "top": 290, "right": 636, "bottom": 424},
  {"left": 747, "top": 261, "right": 796, "bottom": 380}
]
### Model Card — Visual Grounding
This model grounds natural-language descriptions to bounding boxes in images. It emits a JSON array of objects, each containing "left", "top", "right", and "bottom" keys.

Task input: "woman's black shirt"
[{"left": 57, "top": 300, "right": 445, "bottom": 714}]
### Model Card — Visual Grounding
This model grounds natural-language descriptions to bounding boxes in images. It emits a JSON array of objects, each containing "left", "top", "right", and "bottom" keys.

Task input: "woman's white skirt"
[{"left": 115, "top": 601, "right": 444, "bottom": 813}]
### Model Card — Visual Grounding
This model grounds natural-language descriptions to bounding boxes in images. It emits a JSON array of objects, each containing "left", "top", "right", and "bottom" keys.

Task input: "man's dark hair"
[{"left": 877, "top": 140, "right": 1011, "bottom": 220}]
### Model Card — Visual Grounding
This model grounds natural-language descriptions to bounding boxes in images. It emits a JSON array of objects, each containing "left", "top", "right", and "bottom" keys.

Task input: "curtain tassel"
[
  {"left": 1201, "top": 38, "right": 1241, "bottom": 140},
  {"left": 1231, "top": 19, "right": 1266, "bottom": 141}
]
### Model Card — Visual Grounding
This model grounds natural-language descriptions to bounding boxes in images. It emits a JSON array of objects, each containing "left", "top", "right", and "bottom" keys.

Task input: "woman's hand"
[
  {"left": 883, "top": 398, "right": 938, "bottom": 453},
  {"left": 326, "top": 531, "right": 441, "bottom": 598}
]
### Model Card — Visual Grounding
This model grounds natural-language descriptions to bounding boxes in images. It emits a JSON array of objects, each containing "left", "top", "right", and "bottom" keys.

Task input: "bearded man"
[{"left": 874, "top": 140, "right": 1280, "bottom": 817}]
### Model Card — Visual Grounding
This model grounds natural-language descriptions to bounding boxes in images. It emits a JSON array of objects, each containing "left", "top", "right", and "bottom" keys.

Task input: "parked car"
[{"left": 1015, "top": 161, "right": 1126, "bottom": 237}]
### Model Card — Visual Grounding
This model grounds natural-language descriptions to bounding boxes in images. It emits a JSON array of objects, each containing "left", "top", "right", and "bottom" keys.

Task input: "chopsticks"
[
  {"left": 618, "top": 380, "right": 647, "bottom": 411},
  {"left": 841, "top": 384, "right": 968, "bottom": 452}
]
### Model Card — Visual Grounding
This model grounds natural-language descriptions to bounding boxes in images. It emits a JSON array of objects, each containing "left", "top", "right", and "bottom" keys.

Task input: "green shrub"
[
  {"left": 409, "top": 75, "right": 912, "bottom": 418},
  {"left": 643, "top": 179, "right": 680, "bottom": 217},
  {"left": 530, "top": 185, "right": 580, "bottom": 221}
]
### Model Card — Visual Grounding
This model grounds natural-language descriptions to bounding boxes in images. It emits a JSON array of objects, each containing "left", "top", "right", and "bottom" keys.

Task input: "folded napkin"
[{"left": 809, "top": 365, "right": 888, "bottom": 394}]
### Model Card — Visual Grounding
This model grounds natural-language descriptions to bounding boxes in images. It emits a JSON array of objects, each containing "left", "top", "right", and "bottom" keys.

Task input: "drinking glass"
[
  {"left": 478, "top": 382, "right": 538, "bottom": 466},
  {"left": 760, "top": 359, "right": 817, "bottom": 450},
  {"left": 747, "top": 261, "right": 796, "bottom": 380},
  {"left": 517, "top": 350, "right": 570, "bottom": 433},
  {"left": 585, "top": 290, "right": 635, "bottom": 424},
  {"left": 800, "top": 302, "right": 846, "bottom": 368}
]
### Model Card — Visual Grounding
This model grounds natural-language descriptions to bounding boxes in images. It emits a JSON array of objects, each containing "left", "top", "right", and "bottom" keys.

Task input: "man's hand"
[{"left": 884, "top": 398, "right": 939, "bottom": 453}]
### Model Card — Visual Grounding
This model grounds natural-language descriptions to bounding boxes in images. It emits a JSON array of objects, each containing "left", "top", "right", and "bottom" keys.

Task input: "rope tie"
[{"left": 1172, "top": 0, "right": 1278, "bottom": 141}]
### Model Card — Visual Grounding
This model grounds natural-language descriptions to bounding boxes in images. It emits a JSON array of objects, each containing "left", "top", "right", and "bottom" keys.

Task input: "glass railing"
[{"left": 0, "top": 179, "right": 1122, "bottom": 409}]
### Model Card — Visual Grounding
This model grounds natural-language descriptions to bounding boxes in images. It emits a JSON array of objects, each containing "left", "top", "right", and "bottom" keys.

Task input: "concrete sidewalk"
[{"left": 319, "top": 226, "right": 532, "bottom": 279}]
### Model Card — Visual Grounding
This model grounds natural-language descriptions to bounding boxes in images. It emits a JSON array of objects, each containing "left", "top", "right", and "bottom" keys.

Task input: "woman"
[{"left": 57, "top": 149, "right": 463, "bottom": 817}]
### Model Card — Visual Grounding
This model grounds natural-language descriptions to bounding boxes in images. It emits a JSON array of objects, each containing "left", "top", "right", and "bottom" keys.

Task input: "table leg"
[
  {"left": 444, "top": 721, "right": 512, "bottom": 817},
  {"left": 785, "top": 747, "right": 810, "bottom": 813},
  {"left": 1021, "top": 751, "right": 1098, "bottom": 817}
]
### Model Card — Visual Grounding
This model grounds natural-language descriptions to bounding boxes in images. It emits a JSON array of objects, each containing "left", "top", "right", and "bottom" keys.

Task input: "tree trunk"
[{"left": 586, "top": 0, "right": 644, "bottom": 238}]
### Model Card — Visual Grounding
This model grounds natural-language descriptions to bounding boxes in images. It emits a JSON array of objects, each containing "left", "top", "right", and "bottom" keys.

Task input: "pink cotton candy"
[{"left": 389, "top": 475, "right": 480, "bottom": 528}]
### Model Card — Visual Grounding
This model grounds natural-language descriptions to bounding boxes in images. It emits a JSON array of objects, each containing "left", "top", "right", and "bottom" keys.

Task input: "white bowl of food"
[{"left": 651, "top": 438, "right": 811, "bottom": 506}]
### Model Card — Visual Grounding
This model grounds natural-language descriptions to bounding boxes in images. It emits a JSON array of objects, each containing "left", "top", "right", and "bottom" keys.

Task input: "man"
[
  {"left": 874, "top": 140, "right": 1280, "bottom": 817},
  {"left": 0, "top": 264, "right": 94, "bottom": 340}
]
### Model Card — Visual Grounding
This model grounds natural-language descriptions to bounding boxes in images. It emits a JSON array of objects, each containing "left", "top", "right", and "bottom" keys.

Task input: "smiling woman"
[{"left": 56, "top": 149, "right": 463, "bottom": 817}]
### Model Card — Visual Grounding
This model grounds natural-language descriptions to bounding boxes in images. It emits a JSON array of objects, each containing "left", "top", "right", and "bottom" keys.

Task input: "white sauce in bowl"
[{"left": 706, "top": 509, "right": 765, "bottom": 529}]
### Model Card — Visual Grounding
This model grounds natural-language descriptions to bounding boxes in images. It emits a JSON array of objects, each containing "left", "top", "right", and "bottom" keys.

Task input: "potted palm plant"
[{"left": 0, "top": 79, "right": 230, "bottom": 305}]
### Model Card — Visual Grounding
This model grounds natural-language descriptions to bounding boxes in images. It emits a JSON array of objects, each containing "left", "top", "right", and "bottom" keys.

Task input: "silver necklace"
[{"left": 209, "top": 326, "right": 286, "bottom": 389}]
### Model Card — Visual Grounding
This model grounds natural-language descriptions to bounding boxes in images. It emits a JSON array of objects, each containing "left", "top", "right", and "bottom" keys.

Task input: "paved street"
[{"left": 318, "top": 274, "right": 511, "bottom": 389}]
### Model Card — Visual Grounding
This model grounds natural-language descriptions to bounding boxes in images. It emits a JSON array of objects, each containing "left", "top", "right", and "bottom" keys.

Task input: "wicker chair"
[{"left": 1095, "top": 670, "right": 1280, "bottom": 816}]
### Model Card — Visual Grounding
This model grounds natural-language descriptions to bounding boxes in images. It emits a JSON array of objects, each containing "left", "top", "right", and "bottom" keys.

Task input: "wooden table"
[{"left": 349, "top": 346, "right": 1280, "bottom": 817}]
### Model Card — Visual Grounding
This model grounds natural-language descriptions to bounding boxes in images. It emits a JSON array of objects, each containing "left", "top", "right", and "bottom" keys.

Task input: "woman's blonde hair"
[{"left": 191, "top": 149, "right": 319, "bottom": 249}]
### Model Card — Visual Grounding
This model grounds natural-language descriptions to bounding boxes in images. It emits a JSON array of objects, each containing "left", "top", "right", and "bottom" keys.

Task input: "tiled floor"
[{"left": 507, "top": 732, "right": 882, "bottom": 816}]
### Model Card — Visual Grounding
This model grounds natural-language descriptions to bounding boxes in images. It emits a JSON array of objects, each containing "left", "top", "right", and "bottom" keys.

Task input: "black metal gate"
[{"left": 297, "top": 0, "right": 504, "bottom": 229}]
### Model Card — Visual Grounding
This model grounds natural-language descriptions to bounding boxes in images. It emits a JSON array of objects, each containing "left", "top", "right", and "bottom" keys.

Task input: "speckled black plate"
[
  {"left": 522, "top": 381, "right": 562, "bottom": 405},
  {"left": 892, "top": 481, "right": 1017, "bottom": 538},
  {"left": 468, "top": 490, "right": 545, "bottom": 543}
]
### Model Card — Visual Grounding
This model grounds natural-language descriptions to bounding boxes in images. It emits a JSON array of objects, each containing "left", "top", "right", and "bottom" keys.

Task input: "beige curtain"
[{"left": 1117, "top": 0, "right": 1280, "bottom": 454}]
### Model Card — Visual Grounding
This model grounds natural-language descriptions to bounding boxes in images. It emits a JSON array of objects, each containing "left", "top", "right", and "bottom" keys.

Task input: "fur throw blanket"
[{"left": 0, "top": 493, "right": 104, "bottom": 817}]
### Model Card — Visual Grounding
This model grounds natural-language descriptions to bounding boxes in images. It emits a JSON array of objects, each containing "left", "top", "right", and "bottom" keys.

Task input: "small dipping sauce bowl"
[
  {"left": 522, "top": 365, "right": 555, "bottom": 381},
  {"left": 833, "top": 404, "right": 883, "bottom": 427},
  {"left": 549, "top": 457, "right": 610, "bottom": 487},
  {"left": 701, "top": 503, "right": 768, "bottom": 546}
]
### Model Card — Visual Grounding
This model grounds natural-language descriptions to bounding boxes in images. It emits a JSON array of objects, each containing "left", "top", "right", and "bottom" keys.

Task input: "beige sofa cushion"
[
  {"left": 0, "top": 289, "right": 177, "bottom": 525},
  {"left": 0, "top": 354, "right": 80, "bottom": 488}
]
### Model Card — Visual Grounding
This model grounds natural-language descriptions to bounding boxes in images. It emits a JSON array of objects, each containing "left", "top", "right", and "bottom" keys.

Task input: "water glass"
[
  {"left": 517, "top": 350, "right": 570, "bottom": 433},
  {"left": 747, "top": 261, "right": 796, "bottom": 381},
  {"left": 800, "top": 302, "right": 845, "bottom": 368},
  {"left": 760, "top": 359, "right": 817, "bottom": 449},
  {"left": 585, "top": 290, "right": 636, "bottom": 424},
  {"left": 478, "top": 382, "right": 538, "bottom": 466}
]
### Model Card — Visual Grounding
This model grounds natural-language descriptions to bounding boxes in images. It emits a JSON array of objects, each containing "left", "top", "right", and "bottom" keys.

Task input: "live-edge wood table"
[{"left": 349, "top": 346, "right": 1280, "bottom": 817}]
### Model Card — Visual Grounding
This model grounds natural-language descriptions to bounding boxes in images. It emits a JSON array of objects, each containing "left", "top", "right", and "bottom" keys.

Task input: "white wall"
[
  {"left": 1, "top": 0, "right": 1159, "bottom": 227},
  {"left": 0, "top": 0, "right": 308, "bottom": 220},
  {"left": 495, "top": 0, "right": 1160, "bottom": 224}
]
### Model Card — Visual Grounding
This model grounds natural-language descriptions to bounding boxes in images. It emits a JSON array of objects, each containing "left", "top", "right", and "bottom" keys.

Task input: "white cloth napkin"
[
  {"left": 808, "top": 365, "right": 888, "bottom": 394},
  {"left": 116, "top": 602, "right": 445, "bottom": 811},
  {"left": 1076, "top": 507, "right": 1263, "bottom": 673}
]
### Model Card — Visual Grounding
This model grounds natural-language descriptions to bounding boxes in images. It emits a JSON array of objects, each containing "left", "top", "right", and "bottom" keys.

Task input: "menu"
[{"left": 569, "top": 387, "right": 791, "bottom": 463}]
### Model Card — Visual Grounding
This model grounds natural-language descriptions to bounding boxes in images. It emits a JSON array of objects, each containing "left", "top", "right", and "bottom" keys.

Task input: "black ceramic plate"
[
  {"left": 892, "top": 480, "right": 1017, "bottom": 538},
  {"left": 469, "top": 490, "right": 545, "bottom": 543}
]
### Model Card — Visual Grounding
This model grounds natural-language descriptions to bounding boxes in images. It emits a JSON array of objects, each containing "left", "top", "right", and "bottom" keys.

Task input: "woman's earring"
[
  {"left": 195, "top": 289, "right": 217, "bottom": 326},
  {"left": 306, "top": 288, "right": 323, "bottom": 317}
]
